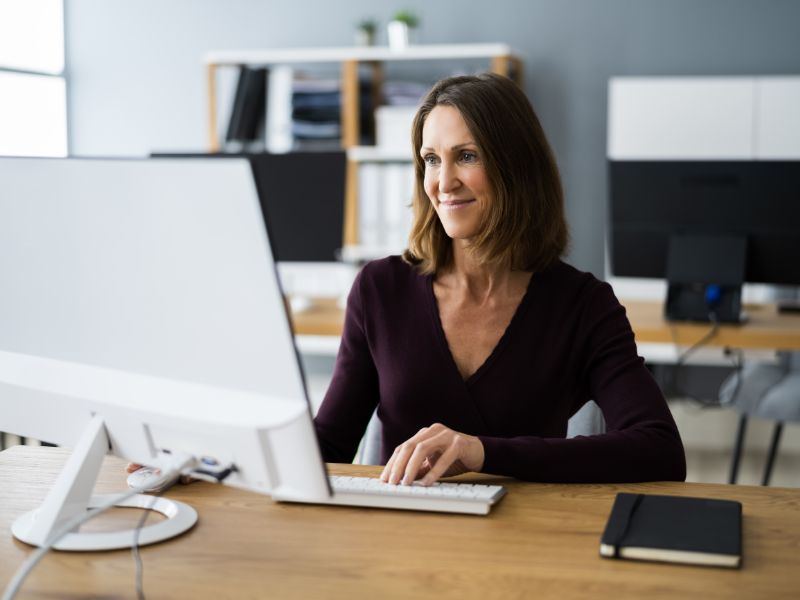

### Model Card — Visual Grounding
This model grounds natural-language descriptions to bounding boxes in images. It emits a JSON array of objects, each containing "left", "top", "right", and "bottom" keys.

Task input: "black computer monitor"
[
  {"left": 608, "top": 160, "right": 800, "bottom": 322},
  {"left": 152, "top": 151, "right": 346, "bottom": 263}
]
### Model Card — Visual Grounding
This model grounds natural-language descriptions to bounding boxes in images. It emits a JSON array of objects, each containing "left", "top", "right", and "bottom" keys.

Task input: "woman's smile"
[{"left": 438, "top": 198, "right": 476, "bottom": 210}]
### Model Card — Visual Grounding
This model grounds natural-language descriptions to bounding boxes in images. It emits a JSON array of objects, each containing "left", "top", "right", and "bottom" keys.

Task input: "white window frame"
[{"left": 0, "top": 0, "right": 68, "bottom": 157}]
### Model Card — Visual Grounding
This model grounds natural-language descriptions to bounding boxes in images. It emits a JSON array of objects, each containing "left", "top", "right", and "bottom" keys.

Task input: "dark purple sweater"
[{"left": 314, "top": 257, "right": 686, "bottom": 483}]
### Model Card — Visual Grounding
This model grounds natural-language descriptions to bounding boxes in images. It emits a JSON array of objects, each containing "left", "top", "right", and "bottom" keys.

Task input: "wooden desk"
[
  {"left": 623, "top": 301, "right": 800, "bottom": 351},
  {"left": 289, "top": 297, "right": 345, "bottom": 337},
  {"left": 290, "top": 298, "right": 800, "bottom": 351},
  {"left": 2, "top": 446, "right": 799, "bottom": 599}
]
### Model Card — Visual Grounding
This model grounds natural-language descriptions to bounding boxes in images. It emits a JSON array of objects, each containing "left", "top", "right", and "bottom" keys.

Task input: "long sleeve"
[
  {"left": 478, "top": 280, "right": 686, "bottom": 483},
  {"left": 313, "top": 269, "right": 380, "bottom": 463},
  {"left": 313, "top": 257, "right": 685, "bottom": 484}
]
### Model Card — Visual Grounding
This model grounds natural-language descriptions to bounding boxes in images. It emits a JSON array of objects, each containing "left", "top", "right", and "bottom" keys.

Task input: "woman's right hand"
[{"left": 379, "top": 422, "right": 485, "bottom": 486}]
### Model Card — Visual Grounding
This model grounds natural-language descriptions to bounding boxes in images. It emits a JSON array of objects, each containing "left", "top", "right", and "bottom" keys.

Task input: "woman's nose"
[{"left": 438, "top": 162, "right": 460, "bottom": 193}]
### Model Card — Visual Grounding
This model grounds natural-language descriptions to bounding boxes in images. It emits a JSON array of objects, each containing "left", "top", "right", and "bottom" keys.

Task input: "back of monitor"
[{"left": 0, "top": 157, "right": 330, "bottom": 549}]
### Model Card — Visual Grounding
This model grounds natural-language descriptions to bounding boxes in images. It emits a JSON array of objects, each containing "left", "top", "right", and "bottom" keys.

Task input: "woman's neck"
[{"left": 439, "top": 241, "right": 526, "bottom": 302}]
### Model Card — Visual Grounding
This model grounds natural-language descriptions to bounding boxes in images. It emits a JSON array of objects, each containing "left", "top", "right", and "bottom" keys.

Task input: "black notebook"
[{"left": 599, "top": 493, "right": 742, "bottom": 568}]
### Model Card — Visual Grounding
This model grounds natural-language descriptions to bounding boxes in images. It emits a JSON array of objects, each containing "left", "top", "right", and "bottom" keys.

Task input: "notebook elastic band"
[{"left": 611, "top": 493, "right": 644, "bottom": 558}]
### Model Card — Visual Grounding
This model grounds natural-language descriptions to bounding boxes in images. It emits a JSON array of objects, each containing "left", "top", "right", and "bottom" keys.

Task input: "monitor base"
[
  {"left": 10, "top": 414, "right": 197, "bottom": 552},
  {"left": 12, "top": 494, "right": 197, "bottom": 551}
]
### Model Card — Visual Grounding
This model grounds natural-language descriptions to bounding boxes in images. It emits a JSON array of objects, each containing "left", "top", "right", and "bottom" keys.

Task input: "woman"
[{"left": 314, "top": 73, "right": 685, "bottom": 486}]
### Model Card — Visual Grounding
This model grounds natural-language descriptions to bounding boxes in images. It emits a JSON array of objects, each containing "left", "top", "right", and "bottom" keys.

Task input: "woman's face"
[{"left": 420, "top": 105, "right": 492, "bottom": 242}]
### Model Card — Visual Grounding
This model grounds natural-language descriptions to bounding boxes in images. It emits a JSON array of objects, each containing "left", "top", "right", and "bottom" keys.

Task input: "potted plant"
[
  {"left": 387, "top": 10, "right": 420, "bottom": 50},
  {"left": 355, "top": 19, "right": 378, "bottom": 47}
]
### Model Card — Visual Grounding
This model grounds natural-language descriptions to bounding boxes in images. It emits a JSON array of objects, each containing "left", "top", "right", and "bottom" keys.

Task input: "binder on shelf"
[
  {"left": 224, "top": 66, "right": 378, "bottom": 153},
  {"left": 383, "top": 163, "right": 414, "bottom": 250},
  {"left": 225, "top": 66, "right": 268, "bottom": 148},
  {"left": 357, "top": 162, "right": 383, "bottom": 247},
  {"left": 291, "top": 77, "right": 341, "bottom": 148},
  {"left": 353, "top": 162, "right": 414, "bottom": 256},
  {"left": 225, "top": 66, "right": 249, "bottom": 143},
  {"left": 599, "top": 493, "right": 742, "bottom": 568},
  {"left": 265, "top": 66, "right": 294, "bottom": 153}
]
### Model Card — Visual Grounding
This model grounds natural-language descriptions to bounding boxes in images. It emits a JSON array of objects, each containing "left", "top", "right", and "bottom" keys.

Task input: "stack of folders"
[
  {"left": 599, "top": 493, "right": 742, "bottom": 568},
  {"left": 357, "top": 162, "right": 415, "bottom": 252},
  {"left": 290, "top": 78, "right": 342, "bottom": 150}
]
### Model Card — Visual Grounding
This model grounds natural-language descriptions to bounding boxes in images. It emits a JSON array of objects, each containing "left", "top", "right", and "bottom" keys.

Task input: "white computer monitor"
[
  {"left": 150, "top": 152, "right": 359, "bottom": 313},
  {"left": 0, "top": 157, "right": 331, "bottom": 550}
]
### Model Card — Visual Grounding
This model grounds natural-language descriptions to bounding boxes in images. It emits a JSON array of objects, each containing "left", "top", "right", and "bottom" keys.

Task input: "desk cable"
[
  {"left": 129, "top": 461, "right": 238, "bottom": 600},
  {"left": 131, "top": 487, "right": 167, "bottom": 600},
  {"left": 2, "top": 459, "right": 189, "bottom": 600},
  {"left": 667, "top": 312, "right": 720, "bottom": 407},
  {"left": 719, "top": 346, "right": 745, "bottom": 406}
]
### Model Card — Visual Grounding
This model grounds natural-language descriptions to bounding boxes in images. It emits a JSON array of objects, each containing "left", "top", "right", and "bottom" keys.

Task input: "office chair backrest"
[{"left": 356, "top": 401, "right": 607, "bottom": 466}]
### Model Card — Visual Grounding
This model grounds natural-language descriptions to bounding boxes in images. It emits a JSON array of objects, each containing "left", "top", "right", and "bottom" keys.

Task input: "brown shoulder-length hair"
[{"left": 402, "top": 72, "right": 568, "bottom": 274}]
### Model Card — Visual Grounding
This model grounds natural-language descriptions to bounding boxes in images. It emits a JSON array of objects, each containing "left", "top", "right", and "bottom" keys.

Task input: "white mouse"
[{"left": 126, "top": 466, "right": 181, "bottom": 493}]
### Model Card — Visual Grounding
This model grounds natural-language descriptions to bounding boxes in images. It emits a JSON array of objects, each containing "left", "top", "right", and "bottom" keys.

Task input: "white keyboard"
[{"left": 324, "top": 475, "right": 506, "bottom": 515}]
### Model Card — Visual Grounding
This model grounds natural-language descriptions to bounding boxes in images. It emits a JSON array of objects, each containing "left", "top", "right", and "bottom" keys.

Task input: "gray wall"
[{"left": 65, "top": 0, "right": 800, "bottom": 277}]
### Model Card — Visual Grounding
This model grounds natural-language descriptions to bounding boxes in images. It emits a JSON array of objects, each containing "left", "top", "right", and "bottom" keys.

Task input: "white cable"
[
  {"left": 3, "top": 455, "right": 193, "bottom": 600},
  {"left": 132, "top": 489, "right": 160, "bottom": 600}
]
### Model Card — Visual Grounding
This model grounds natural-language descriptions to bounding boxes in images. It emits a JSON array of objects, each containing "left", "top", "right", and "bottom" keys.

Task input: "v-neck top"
[
  {"left": 427, "top": 269, "right": 534, "bottom": 385},
  {"left": 313, "top": 256, "right": 686, "bottom": 483}
]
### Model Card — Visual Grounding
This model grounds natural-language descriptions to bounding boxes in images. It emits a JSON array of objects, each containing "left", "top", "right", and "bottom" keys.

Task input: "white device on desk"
[{"left": 0, "top": 157, "right": 505, "bottom": 553}]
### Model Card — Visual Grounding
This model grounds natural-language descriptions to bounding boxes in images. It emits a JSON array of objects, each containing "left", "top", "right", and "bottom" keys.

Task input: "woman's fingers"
[
  {"left": 387, "top": 435, "right": 424, "bottom": 484},
  {"left": 379, "top": 446, "right": 400, "bottom": 482},
  {"left": 401, "top": 430, "right": 449, "bottom": 485},
  {"left": 419, "top": 436, "right": 464, "bottom": 485},
  {"left": 381, "top": 425, "right": 431, "bottom": 484},
  {"left": 379, "top": 424, "right": 484, "bottom": 486}
]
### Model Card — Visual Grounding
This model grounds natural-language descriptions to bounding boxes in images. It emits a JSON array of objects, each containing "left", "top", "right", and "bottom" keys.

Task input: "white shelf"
[
  {"left": 205, "top": 42, "right": 521, "bottom": 248},
  {"left": 348, "top": 146, "right": 413, "bottom": 162},
  {"left": 205, "top": 43, "right": 515, "bottom": 66}
]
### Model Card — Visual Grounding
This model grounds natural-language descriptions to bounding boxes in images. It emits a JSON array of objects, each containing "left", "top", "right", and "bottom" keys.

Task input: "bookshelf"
[{"left": 204, "top": 43, "right": 524, "bottom": 254}]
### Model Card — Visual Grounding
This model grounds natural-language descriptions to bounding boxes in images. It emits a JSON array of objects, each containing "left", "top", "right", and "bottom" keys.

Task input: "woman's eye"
[
  {"left": 460, "top": 151, "right": 478, "bottom": 163},
  {"left": 423, "top": 155, "right": 439, "bottom": 166}
]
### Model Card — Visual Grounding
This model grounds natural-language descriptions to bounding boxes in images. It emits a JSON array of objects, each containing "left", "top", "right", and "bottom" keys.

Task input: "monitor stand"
[
  {"left": 665, "top": 234, "right": 747, "bottom": 323},
  {"left": 11, "top": 415, "right": 197, "bottom": 551}
]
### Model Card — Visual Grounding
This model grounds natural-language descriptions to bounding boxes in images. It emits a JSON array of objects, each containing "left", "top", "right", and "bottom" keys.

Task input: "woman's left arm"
[{"left": 479, "top": 282, "right": 686, "bottom": 483}]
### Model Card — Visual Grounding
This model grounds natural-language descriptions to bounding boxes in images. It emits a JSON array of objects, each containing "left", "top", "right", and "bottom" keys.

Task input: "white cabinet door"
[
  {"left": 607, "top": 77, "right": 756, "bottom": 160},
  {"left": 755, "top": 77, "right": 800, "bottom": 159}
]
